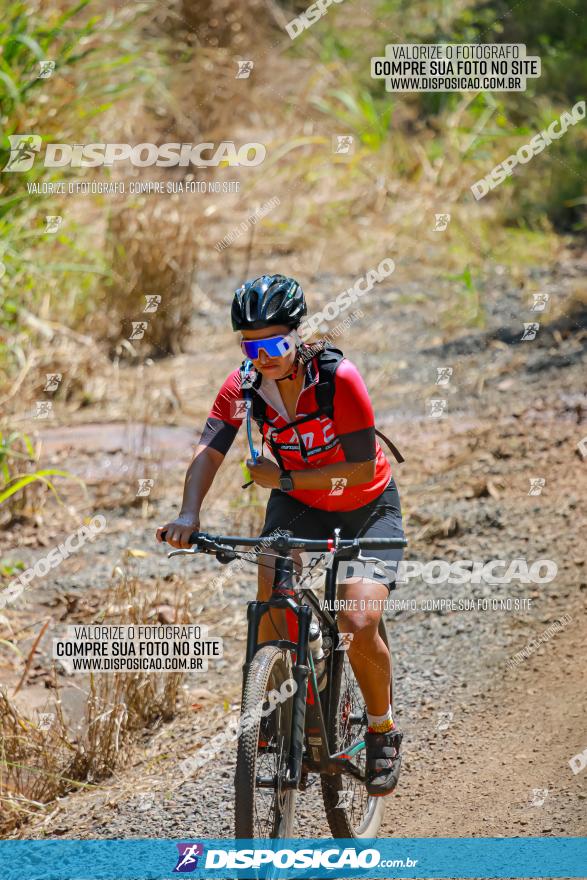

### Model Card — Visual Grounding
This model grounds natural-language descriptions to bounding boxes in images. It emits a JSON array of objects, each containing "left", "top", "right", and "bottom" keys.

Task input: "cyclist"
[{"left": 157, "top": 274, "right": 404, "bottom": 796}]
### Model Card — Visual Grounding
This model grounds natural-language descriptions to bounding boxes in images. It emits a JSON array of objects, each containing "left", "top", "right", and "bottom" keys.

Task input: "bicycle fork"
[{"left": 241, "top": 555, "right": 312, "bottom": 789}]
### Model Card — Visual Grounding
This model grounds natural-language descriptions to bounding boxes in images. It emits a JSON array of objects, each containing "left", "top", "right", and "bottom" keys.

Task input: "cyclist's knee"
[{"left": 337, "top": 607, "right": 380, "bottom": 638}]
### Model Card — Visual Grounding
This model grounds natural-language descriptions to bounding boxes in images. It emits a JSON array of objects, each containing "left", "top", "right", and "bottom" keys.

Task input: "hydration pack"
[{"left": 239, "top": 344, "right": 404, "bottom": 467}]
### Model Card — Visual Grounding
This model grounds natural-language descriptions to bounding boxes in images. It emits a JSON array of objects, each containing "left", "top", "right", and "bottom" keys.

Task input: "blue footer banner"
[
  {"left": 0, "top": 837, "right": 587, "bottom": 880},
  {"left": 0, "top": 838, "right": 586, "bottom": 879}
]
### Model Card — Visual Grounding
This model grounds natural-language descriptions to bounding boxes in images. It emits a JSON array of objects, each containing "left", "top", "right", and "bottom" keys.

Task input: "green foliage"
[
  {"left": 312, "top": 88, "right": 393, "bottom": 151},
  {"left": 0, "top": 558, "right": 25, "bottom": 577},
  {"left": 0, "top": 1, "right": 139, "bottom": 376},
  {"left": 443, "top": 266, "right": 485, "bottom": 330},
  {"left": 0, "top": 428, "right": 84, "bottom": 515},
  {"left": 410, "top": 0, "right": 587, "bottom": 231}
]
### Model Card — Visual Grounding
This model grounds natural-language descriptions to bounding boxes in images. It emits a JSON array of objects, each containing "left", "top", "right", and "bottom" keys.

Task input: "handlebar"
[{"left": 160, "top": 530, "right": 407, "bottom": 554}]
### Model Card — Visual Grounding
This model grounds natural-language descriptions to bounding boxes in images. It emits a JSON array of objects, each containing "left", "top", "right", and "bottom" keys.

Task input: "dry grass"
[
  {"left": 106, "top": 199, "right": 199, "bottom": 357},
  {"left": 0, "top": 569, "right": 189, "bottom": 834},
  {"left": 0, "top": 685, "right": 77, "bottom": 834}
]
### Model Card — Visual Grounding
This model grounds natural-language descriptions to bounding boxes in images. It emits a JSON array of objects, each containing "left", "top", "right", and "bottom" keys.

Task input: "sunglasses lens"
[{"left": 241, "top": 335, "right": 291, "bottom": 358}]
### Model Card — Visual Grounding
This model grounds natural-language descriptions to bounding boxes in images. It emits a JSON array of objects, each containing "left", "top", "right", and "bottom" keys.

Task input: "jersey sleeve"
[
  {"left": 333, "top": 359, "right": 377, "bottom": 462},
  {"left": 198, "top": 369, "right": 243, "bottom": 455}
]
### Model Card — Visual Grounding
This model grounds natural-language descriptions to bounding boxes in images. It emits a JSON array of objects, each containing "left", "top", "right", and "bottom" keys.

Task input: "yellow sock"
[{"left": 367, "top": 707, "right": 394, "bottom": 733}]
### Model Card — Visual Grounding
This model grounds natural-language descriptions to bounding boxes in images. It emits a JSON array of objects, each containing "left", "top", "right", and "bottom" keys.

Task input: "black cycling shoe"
[{"left": 364, "top": 728, "right": 403, "bottom": 797}]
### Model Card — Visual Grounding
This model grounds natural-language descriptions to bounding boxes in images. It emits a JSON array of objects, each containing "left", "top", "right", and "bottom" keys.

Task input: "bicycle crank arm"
[
  {"left": 331, "top": 738, "right": 366, "bottom": 760},
  {"left": 329, "top": 755, "right": 365, "bottom": 782}
]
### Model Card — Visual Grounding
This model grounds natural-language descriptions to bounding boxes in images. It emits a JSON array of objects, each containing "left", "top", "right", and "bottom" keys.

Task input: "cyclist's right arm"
[{"left": 156, "top": 369, "right": 243, "bottom": 549}]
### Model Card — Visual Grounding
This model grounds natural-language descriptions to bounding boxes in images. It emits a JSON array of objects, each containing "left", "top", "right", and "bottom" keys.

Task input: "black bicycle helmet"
[{"left": 231, "top": 274, "right": 307, "bottom": 330}]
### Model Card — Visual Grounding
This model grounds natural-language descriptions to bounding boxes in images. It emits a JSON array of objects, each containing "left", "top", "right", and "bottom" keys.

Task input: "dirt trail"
[
  {"left": 386, "top": 609, "right": 587, "bottom": 838},
  {"left": 3, "top": 264, "right": 586, "bottom": 843}
]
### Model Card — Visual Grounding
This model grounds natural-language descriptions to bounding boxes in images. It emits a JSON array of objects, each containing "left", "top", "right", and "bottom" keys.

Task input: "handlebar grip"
[
  {"left": 160, "top": 530, "right": 200, "bottom": 545},
  {"left": 357, "top": 537, "right": 407, "bottom": 548}
]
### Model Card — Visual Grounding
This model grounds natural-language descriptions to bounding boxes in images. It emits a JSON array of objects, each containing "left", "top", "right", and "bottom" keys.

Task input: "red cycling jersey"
[{"left": 199, "top": 354, "right": 391, "bottom": 512}]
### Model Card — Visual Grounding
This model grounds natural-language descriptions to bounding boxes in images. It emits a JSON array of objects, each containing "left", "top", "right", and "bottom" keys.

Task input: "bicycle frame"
[{"left": 242, "top": 543, "right": 368, "bottom": 790}]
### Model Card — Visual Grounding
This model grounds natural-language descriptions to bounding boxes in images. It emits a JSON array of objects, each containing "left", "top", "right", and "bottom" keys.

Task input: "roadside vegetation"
[
  {"left": 0, "top": 571, "right": 187, "bottom": 834},
  {"left": 1, "top": 0, "right": 584, "bottom": 397}
]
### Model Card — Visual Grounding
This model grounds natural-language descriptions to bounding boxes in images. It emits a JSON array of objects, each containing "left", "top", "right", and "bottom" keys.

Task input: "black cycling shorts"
[{"left": 260, "top": 478, "right": 405, "bottom": 592}]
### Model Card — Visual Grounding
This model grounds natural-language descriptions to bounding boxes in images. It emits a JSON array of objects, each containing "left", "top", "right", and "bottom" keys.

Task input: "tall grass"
[
  {"left": 0, "top": 568, "right": 188, "bottom": 833},
  {"left": 2, "top": 0, "right": 585, "bottom": 394},
  {"left": 0, "top": 0, "right": 141, "bottom": 381}
]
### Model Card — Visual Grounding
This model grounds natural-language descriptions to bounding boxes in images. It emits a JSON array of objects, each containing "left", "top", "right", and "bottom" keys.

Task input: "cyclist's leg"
[
  {"left": 335, "top": 579, "right": 391, "bottom": 714},
  {"left": 333, "top": 479, "right": 405, "bottom": 794},
  {"left": 257, "top": 489, "right": 326, "bottom": 644},
  {"left": 333, "top": 477, "right": 404, "bottom": 716}
]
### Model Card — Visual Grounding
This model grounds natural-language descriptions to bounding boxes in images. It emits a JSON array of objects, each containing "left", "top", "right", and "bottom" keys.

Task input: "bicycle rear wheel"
[
  {"left": 235, "top": 645, "right": 297, "bottom": 838},
  {"left": 321, "top": 619, "right": 393, "bottom": 838}
]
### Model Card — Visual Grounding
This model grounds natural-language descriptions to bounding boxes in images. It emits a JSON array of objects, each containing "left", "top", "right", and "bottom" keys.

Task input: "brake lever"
[{"left": 167, "top": 547, "right": 201, "bottom": 558}]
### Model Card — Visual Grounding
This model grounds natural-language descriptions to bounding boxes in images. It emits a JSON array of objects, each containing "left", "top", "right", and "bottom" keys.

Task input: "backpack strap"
[
  {"left": 312, "top": 343, "right": 345, "bottom": 416},
  {"left": 374, "top": 428, "right": 405, "bottom": 464},
  {"left": 313, "top": 345, "right": 405, "bottom": 463}
]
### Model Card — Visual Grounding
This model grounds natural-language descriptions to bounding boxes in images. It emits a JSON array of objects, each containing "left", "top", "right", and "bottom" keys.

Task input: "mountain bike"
[{"left": 164, "top": 528, "right": 407, "bottom": 839}]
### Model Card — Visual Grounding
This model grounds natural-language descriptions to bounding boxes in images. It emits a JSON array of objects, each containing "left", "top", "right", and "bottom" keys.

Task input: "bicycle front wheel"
[{"left": 235, "top": 645, "right": 297, "bottom": 838}]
